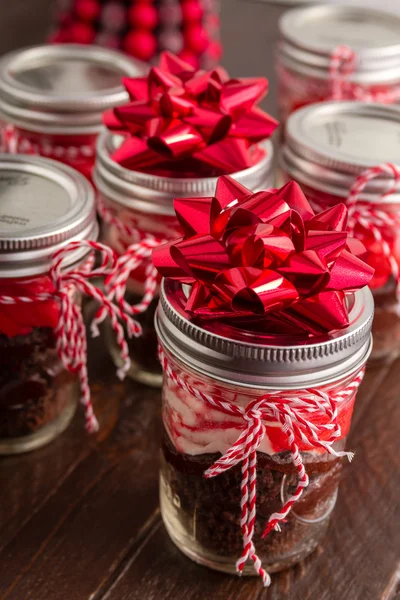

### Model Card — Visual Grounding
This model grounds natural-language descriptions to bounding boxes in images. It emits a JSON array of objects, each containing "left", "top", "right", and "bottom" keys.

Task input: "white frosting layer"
[{"left": 164, "top": 382, "right": 277, "bottom": 456}]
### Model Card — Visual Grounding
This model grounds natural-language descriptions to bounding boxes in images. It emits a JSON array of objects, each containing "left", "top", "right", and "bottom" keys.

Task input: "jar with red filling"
[
  {"left": 0, "top": 154, "right": 98, "bottom": 454},
  {"left": 280, "top": 101, "right": 400, "bottom": 361},
  {"left": 94, "top": 132, "right": 275, "bottom": 387},
  {"left": 156, "top": 279, "right": 373, "bottom": 579},
  {"left": 0, "top": 44, "right": 147, "bottom": 181},
  {"left": 277, "top": 5, "right": 400, "bottom": 127}
]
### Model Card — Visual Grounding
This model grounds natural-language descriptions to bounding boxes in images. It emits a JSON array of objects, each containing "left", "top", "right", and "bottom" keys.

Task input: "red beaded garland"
[
  {"left": 124, "top": 30, "right": 157, "bottom": 61},
  {"left": 184, "top": 23, "right": 209, "bottom": 54},
  {"left": 69, "top": 21, "right": 96, "bottom": 44},
  {"left": 128, "top": 4, "right": 158, "bottom": 29},
  {"left": 181, "top": 0, "right": 203, "bottom": 22},
  {"left": 75, "top": 0, "right": 100, "bottom": 21}
]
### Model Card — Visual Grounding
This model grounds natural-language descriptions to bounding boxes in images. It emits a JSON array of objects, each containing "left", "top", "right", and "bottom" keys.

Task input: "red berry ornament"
[
  {"left": 185, "top": 24, "right": 208, "bottom": 54},
  {"left": 70, "top": 22, "right": 95, "bottom": 44},
  {"left": 75, "top": 0, "right": 100, "bottom": 21},
  {"left": 124, "top": 30, "right": 157, "bottom": 61},
  {"left": 181, "top": 1, "right": 203, "bottom": 22},
  {"left": 129, "top": 4, "right": 158, "bottom": 30}
]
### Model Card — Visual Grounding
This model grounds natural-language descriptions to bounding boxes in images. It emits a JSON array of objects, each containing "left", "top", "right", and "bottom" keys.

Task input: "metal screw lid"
[
  {"left": 281, "top": 101, "right": 400, "bottom": 201},
  {"left": 0, "top": 44, "right": 147, "bottom": 134},
  {"left": 94, "top": 131, "right": 275, "bottom": 216},
  {"left": 155, "top": 279, "right": 374, "bottom": 390},
  {"left": 0, "top": 154, "right": 98, "bottom": 277},
  {"left": 279, "top": 5, "right": 400, "bottom": 83}
]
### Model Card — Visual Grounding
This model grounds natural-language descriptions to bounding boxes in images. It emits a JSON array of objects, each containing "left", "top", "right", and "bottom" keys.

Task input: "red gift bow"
[
  {"left": 153, "top": 176, "right": 374, "bottom": 334},
  {"left": 103, "top": 51, "right": 278, "bottom": 174}
]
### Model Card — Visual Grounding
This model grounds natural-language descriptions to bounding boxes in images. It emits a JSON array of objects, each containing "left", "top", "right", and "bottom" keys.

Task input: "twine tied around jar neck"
[
  {"left": 159, "top": 347, "right": 364, "bottom": 586},
  {"left": 94, "top": 196, "right": 166, "bottom": 331},
  {"left": 0, "top": 240, "right": 139, "bottom": 433}
]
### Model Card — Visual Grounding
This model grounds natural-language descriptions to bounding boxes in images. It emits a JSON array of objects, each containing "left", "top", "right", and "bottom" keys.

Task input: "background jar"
[
  {"left": 277, "top": 5, "right": 400, "bottom": 126},
  {"left": 0, "top": 44, "right": 146, "bottom": 181},
  {"left": 0, "top": 154, "right": 98, "bottom": 454},
  {"left": 156, "top": 279, "right": 373, "bottom": 576},
  {"left": 94, "top": 131, "right": 275, "bottom": 388},
  {"left": 280, "top": 101, "right": 400, "bottom": 362}
]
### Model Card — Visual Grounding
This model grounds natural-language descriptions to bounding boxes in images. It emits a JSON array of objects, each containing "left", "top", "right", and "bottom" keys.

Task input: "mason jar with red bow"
[
  {"left": 281, "top": 101, "right": 400, "bottom": 361},
  {"left": 93, "top": 51, "right": 278, "bottom": 387},
  {"left": 153, "top": 175, "right": 374, "bottom": 585},
  {"left": 277, "top": 5, "right": 400, "bottom": 127},
  {"left": 0, "top": 44, "right": 146, "bottom": 182},
  {"left": 0, "top": 154, "right": 135, "bottom": 454}
]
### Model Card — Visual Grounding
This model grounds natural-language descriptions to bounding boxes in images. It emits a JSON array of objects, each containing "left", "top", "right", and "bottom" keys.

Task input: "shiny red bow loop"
[
  {"left": 0, "top": 241, "right": 139, "bottom": 433},
  {"left": 103, "top": 51, "right": 278, "bottom": 174},
  {"left": 153, "top": 176, "right": 374, "bottom": 335},
  {"left": 159, "top": 347, "right": 364, "bottom": 586}
]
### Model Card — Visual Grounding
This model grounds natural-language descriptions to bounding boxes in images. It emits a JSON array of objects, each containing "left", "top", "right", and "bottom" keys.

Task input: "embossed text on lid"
[{"left": 282, "top": 102, "right": 400, "bottom": 200}]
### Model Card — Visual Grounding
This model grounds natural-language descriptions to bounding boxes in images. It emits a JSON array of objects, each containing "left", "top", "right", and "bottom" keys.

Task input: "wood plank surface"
[{"left": 0, "top": 1, "right": 399, "bottom": 599}]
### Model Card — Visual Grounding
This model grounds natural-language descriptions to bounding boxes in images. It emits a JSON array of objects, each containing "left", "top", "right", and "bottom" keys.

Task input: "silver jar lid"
[
  {"left": 94, "top": 131, "right": 274, "bottom": 216},
  {"left": 155, "top": 279, "right": 373, "bottom": 389},
  {"left": 281, "top": 101, "right": 400, "bottom": 201},
  {"left": 279, "top": 5, "right": 400, "bottom": 83},
  {"left": 0, "top": 44, "right": 147, "bottom": 134},
  {"left": 0, "top": 154, "right": 98, "bottom": 277}
]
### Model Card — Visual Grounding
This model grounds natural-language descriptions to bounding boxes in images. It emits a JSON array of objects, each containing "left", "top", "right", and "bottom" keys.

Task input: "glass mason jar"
[
  {"left": 156, "top": 279, "right": 373, "bottom": 577},
  {"left": 277, "top": 5, "right": 400, "bottom": 126},
  {"left": 0, "top": 154, "right": 98, "bottom": 454},
  {"left": 0, "top": 44, "right": 146, "bottom": 181},
  {"left": 281, "top": 101, "right": 400, "bottom": 362},
  {"left": 94, "top": 131, "right": 275, "bottom": 387}
]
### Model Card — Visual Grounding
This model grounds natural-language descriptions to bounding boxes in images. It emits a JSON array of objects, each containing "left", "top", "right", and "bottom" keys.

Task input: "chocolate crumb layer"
[
  {"left": 161, "top": 433, "right": 342, "bottom": 565},
  {"left": 0, "top": 328, "right": 77, "bottom": 438}
]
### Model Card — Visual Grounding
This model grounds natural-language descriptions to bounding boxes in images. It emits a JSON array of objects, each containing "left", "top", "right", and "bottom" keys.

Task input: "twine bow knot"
[{"left": 0, "top": 240, "right": 137, "bottom": 433}]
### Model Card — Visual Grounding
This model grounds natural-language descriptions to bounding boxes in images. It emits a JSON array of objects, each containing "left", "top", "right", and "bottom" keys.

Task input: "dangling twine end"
[
  {"left": 262, "top": 519, "right": 284, "bottom": 539},
  {"left": 91, "top": 321, "right": 100, "bottom": 338},
  {"left": 346, "top": 451, "right": 355, "bottom": 463},
  {"left": 262, "top": 571, "right": 272, "bottom": 587},
  {"left": 235, "top": 560, "right": 245, "bottom": 577},
  {"left": 86, "top": 415, "right": 99, "bottom": 434},
  {"left": 127, "top": 320, "right": 143, "bottom": 339},
  {"left": 117, "top": 362, "right": 130, "bottom": 381}
]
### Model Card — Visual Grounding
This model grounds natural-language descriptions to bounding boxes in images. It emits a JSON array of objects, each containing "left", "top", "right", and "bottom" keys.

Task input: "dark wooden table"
[{"left": 0, "top": 1, "right": 400, "bottom": 599}]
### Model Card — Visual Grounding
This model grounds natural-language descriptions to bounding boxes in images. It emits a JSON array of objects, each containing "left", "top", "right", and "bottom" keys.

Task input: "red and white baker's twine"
[
  {"left": 0, "top": 241, "right": 138, "bottom": 433},
  {"left": 348, "top": 163, "right": 400, "bottom": 298},
  {"left": 93, "top": 197, "right": 166, "bottom": 330},
  {"left": 311, "top": 163, "right": 400, "bottom": 300},
  {"left": 159, "top": 348, "right": 364, "bottom": 586}
]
